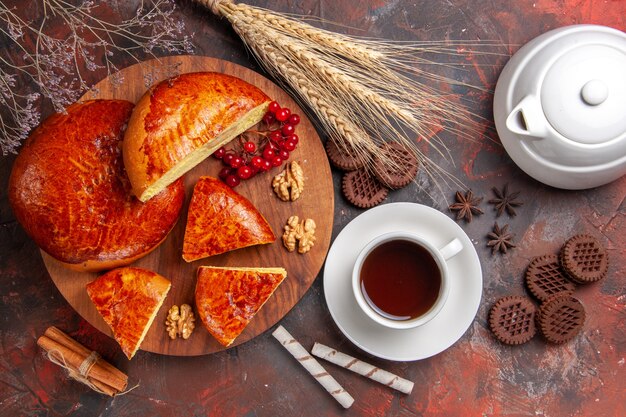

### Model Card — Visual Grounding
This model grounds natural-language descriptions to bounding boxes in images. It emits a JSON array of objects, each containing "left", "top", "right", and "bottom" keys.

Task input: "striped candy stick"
[
  {"left": 272, "top": 326, "right": 354, "bottom": 408},
  {"left": 312, "top": 343, "right": 414, "bottom": 394}
]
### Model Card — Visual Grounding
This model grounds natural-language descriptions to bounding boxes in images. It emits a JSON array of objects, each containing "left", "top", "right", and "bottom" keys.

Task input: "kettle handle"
[{"left": 505, "top": 95, "right": 548, "bottom": 138}]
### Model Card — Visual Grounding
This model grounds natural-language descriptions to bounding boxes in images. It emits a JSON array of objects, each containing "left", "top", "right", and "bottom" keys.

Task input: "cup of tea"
[{"left": 352, "top": 231, "right": 463, "bottom": 330}]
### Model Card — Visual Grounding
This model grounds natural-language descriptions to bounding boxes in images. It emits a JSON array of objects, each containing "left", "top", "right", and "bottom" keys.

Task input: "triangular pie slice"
[
  {"left": 195, "top": 266, "right": 287, "bottom": 347},
  {"left": 86, "top": 267, "right": 171, "bottom": 359},
  {"left": 182, "top": 176, "right": 275, "bottom": 262}
]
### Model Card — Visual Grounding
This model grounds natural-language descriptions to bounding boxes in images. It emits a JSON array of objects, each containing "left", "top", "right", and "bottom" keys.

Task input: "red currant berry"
[
  {"left": 225, "top": 174, "right": 240, "bottom": 187},
  {"left": 268, "top": 101, "right": 280, "bottom": 113},
  {"left": 248, "top": 164, "right": 260, "bottom": 174},
  {"left": 269, "top": 130, "right": 282, "bottom": 143},
  {"left": 213, "top": 147, "right": 226, "bottom": 159},
  {"left": 237, "top": 165, "right": 253, "bottom": 180},
  {"left": 279, "top": 149, "right": 290, "bottom": 161},
  {"left": 271, "top": 156, "right": 283, "bottom": 167},
  {"left": 287, "top": 134, "right": 299, "bottom": 144},
  {"left": 283, "top": 139, "right": 297, "bottom": 152},
  {"left": 243, "top": 141, "right": 256, "bottom": 153},
  {"left": 230, "top": 156, "right": 244, "bottom": 168},
  {"left": 251, "top": 156, "right": 264, "bottom": 169},
  {"left": 223, "top": 153, "right": 235, "bottom": 166},
  {"left": 260, "top": 159, "right": 272, "bottom": 171},
  {"left": 275, "top": 108, "right": 290, "bottom": 122},
  {"left": 262, "top": 147, "right": 276, "bottom": 161},
  {"left": 218, "top": 167, "right": 233, "bottom": 179},
  {"left": 288, "top": 114, "right": 301, "bottom": 125},
  {"left": 281, "top": 124, "right": 295, "bottom": 136},
  {"left": 262, "top": 112, "right": 275, "bottom": 125}
]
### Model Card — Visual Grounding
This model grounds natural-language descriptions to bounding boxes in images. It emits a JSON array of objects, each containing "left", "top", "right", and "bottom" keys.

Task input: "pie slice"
[
  {"left": 123, "top": 72, "right": 271, "bottom": 202},
  {"left": 86, "top": 267, "right": 171, "bottom": 359},
  {"left": 195, "top": 266, "right": 287, "bottom": 347},
  {"left": 182, "top": 176, "right": 275, "bottom": 262}
]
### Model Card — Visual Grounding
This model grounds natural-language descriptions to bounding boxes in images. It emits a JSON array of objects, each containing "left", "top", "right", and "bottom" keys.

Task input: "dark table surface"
[{"left": 1, "top": 1, "right": 624, "bottom": 416}]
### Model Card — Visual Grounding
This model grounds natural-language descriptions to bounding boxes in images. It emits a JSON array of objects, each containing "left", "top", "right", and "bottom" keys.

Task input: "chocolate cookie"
[
  {"left": 325, "top": 138, "right": 364, "bottom": 171},
  {"left": 342, "top": 169, "right": 388, "bottom": 208},
  {"left": 537, "top": 295, "right": 585, "bottom": 344},
  {"left": 525, "top": 254, "right": 576, "bottom": 302},
  {"left": 372, "top": 142, "right": 418, "bottom": 189},
  {"left": 560, "top": 234, "right": 608, "bottom": 284},
  {"left": 488, "top": 296, "right": 537, "bottom": 345}
]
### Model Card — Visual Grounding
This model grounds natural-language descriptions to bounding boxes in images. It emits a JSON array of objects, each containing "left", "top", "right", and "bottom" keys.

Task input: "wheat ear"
[{"left": 197, "top": 0, "right": 497, "bottom": 189}]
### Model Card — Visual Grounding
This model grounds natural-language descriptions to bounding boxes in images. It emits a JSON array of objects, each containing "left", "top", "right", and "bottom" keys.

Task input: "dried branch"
[{"left": 0, "top": 0, "right": 194, "bottom": 155}]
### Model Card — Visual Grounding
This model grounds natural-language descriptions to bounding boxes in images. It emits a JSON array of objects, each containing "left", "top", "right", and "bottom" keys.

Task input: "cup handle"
[{"left": 439, "top": 238, "right": 463, "bottom": 261}]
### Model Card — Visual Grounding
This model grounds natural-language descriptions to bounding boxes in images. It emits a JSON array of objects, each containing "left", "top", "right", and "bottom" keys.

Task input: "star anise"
[
  {"left": 449, "top": 190, "right": 484, "bottom": 223},
  {"left": 488, "top": 184, "right": 523, "bottom": 217},
  {"left": 487, "top": 222, "right": 516, "bottom": 254}
]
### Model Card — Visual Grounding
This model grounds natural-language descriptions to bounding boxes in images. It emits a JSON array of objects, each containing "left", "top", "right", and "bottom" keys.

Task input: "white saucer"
[{"left": 323, "top": 202, "right": 483, "bottom": 361}]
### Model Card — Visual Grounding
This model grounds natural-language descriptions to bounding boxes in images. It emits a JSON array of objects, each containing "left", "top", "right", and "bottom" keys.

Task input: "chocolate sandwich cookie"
[
  {"left": 325, "top": 138, "right": 364, "bottom": 171},
  {"left": 560, "top": 234, "right": 608, "bottom": 284},
  {"left": 525, "top": 254, "right": 576, "bottom": 302},
  {"left": 372, "top": 142, "right": 419, "bottom": 189},
  {"left": 488, "top": 296, "right": 537, "bottom": 345},
  {"left": 342, "top": 169, "right": 388, "bottom": 208},
  {"left": 538, "top": 295, "right": 585, "bottom": 344}
]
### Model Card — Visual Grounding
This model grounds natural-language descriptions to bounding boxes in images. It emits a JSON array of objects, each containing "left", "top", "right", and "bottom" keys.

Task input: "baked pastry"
[
  {"left": 372, "top": 141, "right": 419, "bottom": 189},
  {"left": 525, "top": 254, "right": 576, "bottom": 302},
  {"left": 86, "top": 267, "right": 171, "bottom": 359},
  {"left": 123, "top": 72, "right": 271, "bottom": 202},
  {"left": 325, "top": 138, "right": 364, "bottom": 171},
  {"left": 342, "top": 168, "right": 388, "bottom": 208},
  {"left": 8, "top": 100, "right": 185, "bottom": 272},
  {"left": 560, "top": 234, "right": 608, "bottom": 284},
  {"left": 182, "top": 176, "right": 275, "bottom": 262},
  {"left": 537, "top": 295, "right": 585, "bottom": 344},
  {"left": 195, "top": 266, "right": 287, "bottom": 346},
  {"left": 488, "top": 296, "right": 536, "bottom": 345}
]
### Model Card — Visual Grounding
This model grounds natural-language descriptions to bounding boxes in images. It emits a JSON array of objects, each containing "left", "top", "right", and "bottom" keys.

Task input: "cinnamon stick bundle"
[{"left": 37, "top": 326, "right": 128, "bottom": 396}]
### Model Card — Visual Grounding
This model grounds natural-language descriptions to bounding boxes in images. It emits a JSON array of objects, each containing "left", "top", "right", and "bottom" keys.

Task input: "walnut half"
[
  {"left": 165, "top": 304, "right": 195, "bottom": 340},
  {"left": 282, "top": 215, "right": 316, "bottom": 254},
  {"left": 272, "top": 161, "right": 304, "bottom": 201}
]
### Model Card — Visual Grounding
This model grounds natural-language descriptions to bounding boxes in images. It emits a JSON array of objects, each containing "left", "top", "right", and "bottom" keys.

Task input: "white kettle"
[{"left": 493, "top": 25, "right": 626, "bottom": 190}]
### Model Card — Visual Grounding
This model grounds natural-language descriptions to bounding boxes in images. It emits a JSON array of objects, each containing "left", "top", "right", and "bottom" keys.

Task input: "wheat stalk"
[{"left": 197, "top": 0, "right": 498, "bottom": 189}]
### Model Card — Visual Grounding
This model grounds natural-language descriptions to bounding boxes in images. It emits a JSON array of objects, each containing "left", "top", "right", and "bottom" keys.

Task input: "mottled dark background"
[{"left": 1, "top": 1, "right": 624, "bottom": 416}]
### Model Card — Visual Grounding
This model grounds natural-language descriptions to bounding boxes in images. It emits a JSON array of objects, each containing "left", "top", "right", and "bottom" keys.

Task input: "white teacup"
[{"left": 352, "top": 231, "right": 463, "bottom": 330}]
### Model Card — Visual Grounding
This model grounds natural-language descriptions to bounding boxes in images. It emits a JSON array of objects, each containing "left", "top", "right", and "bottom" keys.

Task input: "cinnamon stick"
[
  {"left": 89, "top": 378, "right": 118, "bottom": 397},
  {"left": 37, "top": 327, "right": 128, "bottom": 394},
  {"left": 43, "top": 327, "right": 127, "bottom": 389}
]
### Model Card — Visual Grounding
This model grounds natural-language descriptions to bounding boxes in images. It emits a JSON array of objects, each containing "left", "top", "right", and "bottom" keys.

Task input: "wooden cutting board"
[{"left": 42, "top": 56, "right": 334, "bottom": 356}]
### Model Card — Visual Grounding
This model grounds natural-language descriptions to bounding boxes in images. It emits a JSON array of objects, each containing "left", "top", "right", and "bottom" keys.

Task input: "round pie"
[{"left": 8, "top": 100, "right": 185, "bottom": 272}]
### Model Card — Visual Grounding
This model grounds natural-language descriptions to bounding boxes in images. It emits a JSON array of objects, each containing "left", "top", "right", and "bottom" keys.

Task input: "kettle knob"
[{"left": 581, "top": 79, "right": 609, "bottom": 106}]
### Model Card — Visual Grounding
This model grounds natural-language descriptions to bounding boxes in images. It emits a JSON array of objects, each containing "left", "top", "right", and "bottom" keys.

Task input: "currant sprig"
[{"left": 212, "top": 101, "right": 301, "bottom": 187}]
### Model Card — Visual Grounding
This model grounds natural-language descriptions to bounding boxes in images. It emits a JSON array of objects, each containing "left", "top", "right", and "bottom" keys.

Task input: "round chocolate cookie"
[
  {"left": 537, "top": 295, "right": 585, "bottom": 344},
  {"left": 342, "top": 169, "right": 388, "bottom": 208},
  {"left": 372, "top": 141, "right": 419, "bottom": 189},
  {"left": 325, "top": 138, "right": 364, "bottom": 171},
  {"left": 488, "top": 296, "right": 537, "bottom": 345},
  {"left": 525, "top": 254, "right": 576, "bottom": 302},
  {"left": 560, "top": 234, "right": 608, "bottom": 284}
]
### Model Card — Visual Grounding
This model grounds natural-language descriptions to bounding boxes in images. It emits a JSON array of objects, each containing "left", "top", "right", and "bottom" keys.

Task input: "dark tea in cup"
[
  {"left": 359, "top": 239, "right": 442, "bottom": 321},
  {"left": 352, "top": 231, "right": 463, "bottom": 329}
]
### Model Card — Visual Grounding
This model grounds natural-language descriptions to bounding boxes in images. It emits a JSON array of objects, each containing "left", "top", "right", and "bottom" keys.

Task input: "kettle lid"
[{"left": 540, "top": 27, "right": 626, "bottom": 145}]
